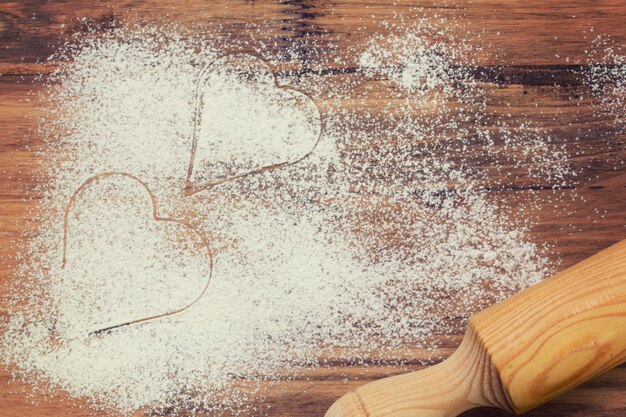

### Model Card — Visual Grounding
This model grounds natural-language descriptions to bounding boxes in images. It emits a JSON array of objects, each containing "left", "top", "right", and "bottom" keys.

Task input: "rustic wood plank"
[
  {"left": 1, "top": 1, "right": 625, "bottom": 416},
  {"left": 2, "top": 0, "right": 626, "bottom": 74}
]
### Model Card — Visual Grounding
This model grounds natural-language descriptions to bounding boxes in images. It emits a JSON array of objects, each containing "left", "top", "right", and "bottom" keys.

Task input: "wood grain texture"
[
  {"left": 472, "top": 239, "right": 626, "bottom": 413},
  {"left": 325, "top": 325, "right": 513, "bottom": 417},
  {"left": 0, "top": 1, "right": 625, "bottom": 417},
  {"left": 325, "top": 240, "right": 626, "bottom": 417}
]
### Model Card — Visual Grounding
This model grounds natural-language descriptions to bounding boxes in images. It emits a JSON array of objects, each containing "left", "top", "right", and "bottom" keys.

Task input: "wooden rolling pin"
[{"left": 326, "top": 239, "right": 626, "bottom": 417}]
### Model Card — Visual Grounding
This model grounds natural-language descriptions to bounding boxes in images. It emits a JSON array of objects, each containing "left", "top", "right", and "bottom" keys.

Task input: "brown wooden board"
[{"left": 0, "top": 1, "right": 625, "bottom": 416}]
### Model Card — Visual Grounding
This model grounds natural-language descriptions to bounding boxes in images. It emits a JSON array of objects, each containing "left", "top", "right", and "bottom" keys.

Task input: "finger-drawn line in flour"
[
  {"left": 61, "top": 172, "right": 214, "bottom": 336},
  {"left": 185, "top": 52, "right": 323, "bottom": 196}
]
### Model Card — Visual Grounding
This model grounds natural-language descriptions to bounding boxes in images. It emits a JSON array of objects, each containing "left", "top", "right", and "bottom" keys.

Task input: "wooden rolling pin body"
[{"left": 326, "top": 240, "right": 626, "bottom": 417}]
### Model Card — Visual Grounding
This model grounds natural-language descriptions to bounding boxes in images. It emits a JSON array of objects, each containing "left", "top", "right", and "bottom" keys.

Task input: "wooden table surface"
[{"left": 1, "top": 1, "right": 625, "bottom": 416}]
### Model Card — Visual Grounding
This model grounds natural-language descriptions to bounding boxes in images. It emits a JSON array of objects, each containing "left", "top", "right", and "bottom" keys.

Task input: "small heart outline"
[
  {"left": 184, "top": 52, "right": 324, "bottom": 196},
  {"left": 61, "top": 172, "right": 214, "bottom": 336}
]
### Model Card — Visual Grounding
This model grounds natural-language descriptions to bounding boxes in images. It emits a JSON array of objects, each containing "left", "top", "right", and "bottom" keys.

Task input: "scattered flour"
[
  {"left": 2, "top": 18, "right": 603, "bottom": 416},
  {"left": 587, "top": 36, "right": 626, "bottom": 134}
]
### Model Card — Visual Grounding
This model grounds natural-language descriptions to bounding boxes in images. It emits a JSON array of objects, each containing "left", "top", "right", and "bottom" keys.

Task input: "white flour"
[
  {"left": 1, "top": 19, "right": 595, "bottom": 416},
  {"left": 189, "top": 54, "right": 321, "bottom": 189},
  {"left": 587, "top": 36, "right": 626, "bottom": 134}
]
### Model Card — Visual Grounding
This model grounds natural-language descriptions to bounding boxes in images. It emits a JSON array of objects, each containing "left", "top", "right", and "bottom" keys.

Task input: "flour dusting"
[{"left": 0, "top": 19, "right": 592, "bottom": 416}]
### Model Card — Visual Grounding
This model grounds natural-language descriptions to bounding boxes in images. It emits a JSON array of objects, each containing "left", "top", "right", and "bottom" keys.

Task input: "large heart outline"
[
  {"left": 184, "top": 52, "right": 323, "bottom": 196},
  {"left": 61, "top": 172, "right": 214, "bottom": 336}
]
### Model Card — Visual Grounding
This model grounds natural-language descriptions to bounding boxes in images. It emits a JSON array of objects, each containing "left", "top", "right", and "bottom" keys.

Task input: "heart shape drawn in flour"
[
  {"left": 185, "top": 53, "right": 322, "bottom": 195},
  {"left": 58, "top": 173, "right": 213, "bottom": 338}
]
